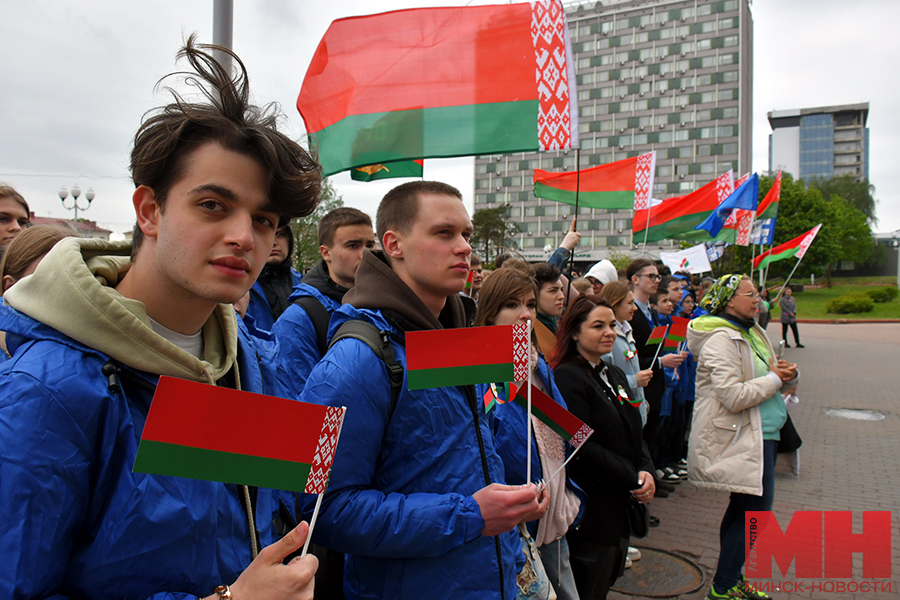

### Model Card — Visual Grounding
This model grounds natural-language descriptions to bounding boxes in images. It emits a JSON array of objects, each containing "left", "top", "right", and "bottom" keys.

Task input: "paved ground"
[{"left": 610, "top": 323, "right": 900, "bottom": 599}]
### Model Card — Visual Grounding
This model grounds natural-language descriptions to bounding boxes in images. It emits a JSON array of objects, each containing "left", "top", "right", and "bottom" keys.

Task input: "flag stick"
[
  {"left": 772, "top": 255, "right": 805, "bottom": 306},
  {"left": 540, "top": 432, "right": 594, "bottom": 489},
  {"left": 301, "top": 411, "right": 347, "bottom": 557},
  {"left": 749, "top": 239, "right": 757, "bottom": 281},
  {"left": 762, "top": 244, "right": 773, "bottom": 289},
  {"left": 565, "top": 149, "right": 581, "bottom": 306},
  {"left": 640, "top": 199, "right": 652, "bottom": 258},
  {"left": 649, "top": 325, "right": 669, "bottom": 367},
  {"left": 526, "top": 319, "right": 534, "bottom": 484}
]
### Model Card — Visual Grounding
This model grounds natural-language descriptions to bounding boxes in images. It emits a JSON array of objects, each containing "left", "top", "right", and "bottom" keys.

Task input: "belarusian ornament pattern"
[
  {"left": 305, "top": 406, "right": 346, "bottom": 495},
  {"left": 633, "top": 151, "right": 656, "bottom": 210},
  {"left": 532, "top": 0, "right": 572, "bottom": 150},
  {"left": 512, "top": 323, "right": 530, "bottom": 381},
  {"left": 570, "top": 423, "right": 594, "bottom": 449}
]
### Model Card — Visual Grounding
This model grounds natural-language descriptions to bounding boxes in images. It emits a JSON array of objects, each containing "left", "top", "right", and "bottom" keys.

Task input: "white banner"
[{"left": 660, "top": 243, "right": 713, "bottom": 274}]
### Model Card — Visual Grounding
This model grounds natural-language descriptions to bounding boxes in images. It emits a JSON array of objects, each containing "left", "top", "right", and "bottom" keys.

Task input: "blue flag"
[
  {"left": 694, "top": 173, "right": 759, "bottom": 238},
  {"left": 751, "top": 217, "right": 777, "bottom": 245}
]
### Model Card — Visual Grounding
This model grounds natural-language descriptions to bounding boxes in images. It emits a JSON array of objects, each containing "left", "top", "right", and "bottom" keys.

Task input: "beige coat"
[{"left": 686, "top": 318, "right": 799, "bottom": 495}]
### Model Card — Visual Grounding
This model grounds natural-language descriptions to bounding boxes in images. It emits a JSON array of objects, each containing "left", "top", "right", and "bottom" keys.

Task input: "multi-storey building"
[
  {"left": 768, "top": 103, "right": 869, "bottom": 183},
  {"left": 473, "top": 0, "right": 753, "bottom": 264}
]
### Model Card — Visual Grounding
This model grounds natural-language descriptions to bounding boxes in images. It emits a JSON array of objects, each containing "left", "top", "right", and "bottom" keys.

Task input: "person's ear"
[
  {"left": 133, "top": 186, "right": 161, "bottom": 239},
  {"left": 319, "top": 244, "right": 331, "bottom": 262},
  {"left": 2, "top": 274, "right": 17, "bottom": 293},
  {"left": 382, "top": 230, "right": 403, "bottom": 260}
]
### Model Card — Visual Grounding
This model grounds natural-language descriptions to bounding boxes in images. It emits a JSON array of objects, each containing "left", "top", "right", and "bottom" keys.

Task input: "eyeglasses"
[
  {"left": 640, "top": 273, "right": 662, "bottom": 282},
  {"left": 735, "top": 291, "right": 760, "bottom": 299}
]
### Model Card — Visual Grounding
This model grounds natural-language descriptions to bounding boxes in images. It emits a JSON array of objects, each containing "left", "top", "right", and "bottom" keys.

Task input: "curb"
[{"left": 796, "top": 319, "right": 900, "bottom": 324}]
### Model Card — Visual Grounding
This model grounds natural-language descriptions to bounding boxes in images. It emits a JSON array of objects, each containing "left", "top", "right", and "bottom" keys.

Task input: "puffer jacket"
[
  {"left": 686, "top": 316, "right": 799, "bottom": 495},
  {"left": 300, "top": 251, "right": 520, "bottom": 600},
  {"left": 271, "top": 260, "right": 346, "bottom": 396},
  {"left": 0, "top": 238, "right": 292, "bottom": 600}
]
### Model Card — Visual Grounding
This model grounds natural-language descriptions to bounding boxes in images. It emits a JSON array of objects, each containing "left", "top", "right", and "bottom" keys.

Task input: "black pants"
[{"left": 781, "top": 322, "right": 800, "bottom": 344}]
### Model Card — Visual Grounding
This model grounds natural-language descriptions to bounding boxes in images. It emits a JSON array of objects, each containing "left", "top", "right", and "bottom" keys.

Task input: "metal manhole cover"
[
  {"left": 611, "top": 547, "right": 705, "bottom": 598},
  {"left": 826, "top": 408, "right": 884, "bottom": 421}
]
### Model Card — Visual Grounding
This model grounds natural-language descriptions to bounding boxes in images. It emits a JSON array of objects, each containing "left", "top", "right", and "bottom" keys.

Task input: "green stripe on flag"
[
  {"left": 756, "top": 247, "right": 799, "bottom": 270},
  {"left": 313, "top": 101, "right": 539, "bottom": 176},
  {"left": 513, "top": 396, "right": 571, "bottom": 441},
  {"left": 533, "top": 183, "right": 635, "bottom": 209},
  {"left": 133, "top": 440, "right": 312, "bottom": 493},
  {"left": 407, "top": 363, "right": 514, "bottom": 390}
]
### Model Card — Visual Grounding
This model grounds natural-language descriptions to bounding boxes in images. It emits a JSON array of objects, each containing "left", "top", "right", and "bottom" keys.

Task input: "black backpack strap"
[
  {"left": 292, "top": 295, "right": 331, "bottom": 356},
  {"left": 327, "top": 320, "right": 404, "bottom": 419}
]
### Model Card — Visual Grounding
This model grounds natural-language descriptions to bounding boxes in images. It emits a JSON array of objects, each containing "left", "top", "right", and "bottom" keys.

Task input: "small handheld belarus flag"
[
  {"left": 406, "top": 324, "right": 530, "bottom": 390},
  {"left": 512, "top": 384, "right": 594, "bottom": 449},
  {"left": 646, "top": 325, "right": 669, "bottom": 345}
]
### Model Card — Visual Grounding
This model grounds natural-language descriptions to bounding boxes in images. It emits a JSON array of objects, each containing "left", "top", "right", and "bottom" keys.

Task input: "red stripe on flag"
[
  {"left": 406, "top": 324, "right": 515, "bottom": 370},
  {"left": 140, "top": 377, "right": 325, "bottom": 463},
  {"left": 515, "top": 384, "right": 588, "bottom": 439}
]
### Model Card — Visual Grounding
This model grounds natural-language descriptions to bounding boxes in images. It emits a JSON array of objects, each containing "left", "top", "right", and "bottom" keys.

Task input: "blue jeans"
[
  {"left": 540, "top": 537, "right": 580, "bottom": 600},
  {"left": 713, "top": 440, "right": 777, "bottom": 593}
]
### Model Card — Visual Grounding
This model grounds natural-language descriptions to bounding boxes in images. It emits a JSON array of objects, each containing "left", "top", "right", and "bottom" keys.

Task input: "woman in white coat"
[{"left": 687, "top": 274, "right": 799, "bottom": 600}]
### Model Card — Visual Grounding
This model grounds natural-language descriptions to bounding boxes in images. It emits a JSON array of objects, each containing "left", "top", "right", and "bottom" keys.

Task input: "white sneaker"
[
  {"left": 625, "top": 556, "right": 633, "bottom": 569},
  {"left": 627, "top": 546, "right": 642, "bottom": 561}
]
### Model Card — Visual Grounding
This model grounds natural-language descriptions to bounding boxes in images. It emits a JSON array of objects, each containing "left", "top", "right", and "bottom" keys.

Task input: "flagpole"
[
  {"left": 640, "top": 199, "right": 652, "bottom": 258},
  {"left": 649, "top": 325, "right": 669, "bottom": 368},
  {"left": 301, "top": 412, "right": 347, "bottom": 557},
  {"left": 540, "top": 432, "right": 594, "bottom": 489},
  {"left": 566, "top": 149, "right": 581, "bottom": 305},
  {"left": 526, "top": 319, "right": 534, "bottom": 484},
  {"left": 749, "top": 239, "right": 757, "bottom": 281},
  {"left": 772, "top": 256, "right": 805, "bottom": 306}
]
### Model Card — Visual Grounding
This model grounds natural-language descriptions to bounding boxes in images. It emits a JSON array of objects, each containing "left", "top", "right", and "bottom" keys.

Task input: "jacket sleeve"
[
  {"left": 271, "top": 303, "right": 325, "bottom": 398},
  {"left": 299, "top": 343, "right": 485, "bottom": 559},
  {"left": 553, "top": 365, "right": 641, "bottom": 490},
  {"left": 547, "top": 247, "right": 570, "bottom": 271},
  {"left": 697, "top": 331, "right": 779, "bottom": 413}
]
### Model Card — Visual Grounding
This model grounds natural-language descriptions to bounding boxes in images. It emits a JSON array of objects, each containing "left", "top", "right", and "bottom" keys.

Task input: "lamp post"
[{"left": 59, "top": 185, "right": 94, "bottom": 233}]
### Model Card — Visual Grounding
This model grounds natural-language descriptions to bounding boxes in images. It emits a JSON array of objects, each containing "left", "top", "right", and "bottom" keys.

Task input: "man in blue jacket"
[
  {"left": 0, "top": 38, "right": 321, "bottom": 600},
  {"left": 301, "top": 181, "right": 547, "bottom": 600},
  {"left": 273, "top": 207, "right": 375, "bottom": 394}
]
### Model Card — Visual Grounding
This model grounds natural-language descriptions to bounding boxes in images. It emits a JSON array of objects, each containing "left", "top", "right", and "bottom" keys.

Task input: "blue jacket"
[
  {"left": 0, "top": 305, "right": 292, "bottom": 600},
  {"left": 245, "top": 269, "right": 303, "bottom": 332},
  {"left": 300, "top": 304, "right": 520, "bottom": 600},
  {"left": 272, "top": 283, "right": 342, "bottom": 396}
]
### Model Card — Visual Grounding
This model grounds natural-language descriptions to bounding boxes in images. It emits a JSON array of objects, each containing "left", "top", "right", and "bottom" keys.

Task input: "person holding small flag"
[{"left": 475, "top": 263, "right": 583, "bottom": 600}]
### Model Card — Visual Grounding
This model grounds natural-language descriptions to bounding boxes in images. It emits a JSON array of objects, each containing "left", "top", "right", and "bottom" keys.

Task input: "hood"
[
  {"left": 3, "top": 237, "right": 238, "bottom": 383},
  {"left": 342, "top": 250, "right": 466, "bottom": 331},
  {"left": 296, "top": 259, "right": 348, "bottom": 305},
  {"left": 687, "top": 314, "right": 773, "bottom": 359},
  {"left": 585, "top": 259, "right": 618, "bottom": 285}
]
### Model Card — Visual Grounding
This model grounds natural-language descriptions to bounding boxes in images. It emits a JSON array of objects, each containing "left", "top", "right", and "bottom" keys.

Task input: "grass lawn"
[{"left": 769, "top": 280, "right": 900, "bottom": 320}]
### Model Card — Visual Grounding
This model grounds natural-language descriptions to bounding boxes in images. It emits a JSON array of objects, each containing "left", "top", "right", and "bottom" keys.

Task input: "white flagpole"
[
  {"left": 526, "top": 319, "right": 534, "bottom": 484},
  {"left": 772, "top": 256, "right": 805, "bottom": 306},
  {"left": 649, "top": 325, "right": 669, "bottom": 368},
  {"left": 540, "top": 432, "right": 594, "bottom": 489},
  {"left": 301, "top": 410, "right": 347, "bottom": 557}
]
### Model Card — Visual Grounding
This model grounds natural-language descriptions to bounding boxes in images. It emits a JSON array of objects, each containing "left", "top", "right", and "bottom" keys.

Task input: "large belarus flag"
[
  {"left": 134, "top": 377, "right": 345, "bottom": 495},
  {"left": 752, "top": 224, "right": 822, "bottom": 270},
  {"left": 533, "top": 152, "right": 656, "bottom": 209},
  {"left": 632, "top": 171, "right": 734, "bottom": 244},
  {"left": 298, "top": 1, "right": 578, "bottom": 176},
  {"left": 406, "top": 324, "right": 530, "bottom": 390}
]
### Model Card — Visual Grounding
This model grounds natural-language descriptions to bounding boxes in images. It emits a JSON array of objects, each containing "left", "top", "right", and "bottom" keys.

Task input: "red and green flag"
[
  {"left": 297, "top": 1, "right": 578, "bottom": 176},
  {"left": 662, "top": 336, "right": 680, "bottom": 354},
  {"left": 133, "top": 377, "right": 345, "bottom": 495},
  {"left": 632, "top": 171, "right": 735, "bottom": 244},
  {"left": 668, "top": 316, "right": 689, "bottom": 342},
  {"left": 351, "top": 159, "right": 424, "bottom": 182},
  {"left": 406, "top": 323, "right": 530, "bottom": 390},
  {"left": 533, "top": 152, "right": 655, "bottom": 210},
  {"left": 752, "top": 224, "right": 822, "bottom": 270},
  {"left": 646, "top": 325, "right": 669, "bottom": 345},
  {"left": 465, "top": 269, "right": 475, "bottom": 292},
  {"left": 756, "top": 170, "right": 782, "bottom": 221},
  {"left": 513, "top": 384, "right": 593, "bottom": 448}
]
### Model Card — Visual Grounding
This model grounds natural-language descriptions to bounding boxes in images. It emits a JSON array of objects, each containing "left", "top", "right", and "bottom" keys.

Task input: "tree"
[
  {"left": 290, "top": 178, "right": 344, "bottom": 271},
  {"left": 470, "top": 206, "right": 518, "bottom": 265},
  {"left": 809, "top": 175, "right": 877, "bottom": 224}
]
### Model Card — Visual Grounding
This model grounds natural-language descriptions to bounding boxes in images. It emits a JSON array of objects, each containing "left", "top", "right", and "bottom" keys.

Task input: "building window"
[
  {"left": 701, "top": 162, "right": 715, "bottom": 174},
  {"left": 723, "top": 107, "right": 738, "bottom": 118},
  {"left": 722, "top": 143, "right": 738, "bottom": 154},
  {"left": 722, "top": 35, "right": 738, "bottom": 47}
]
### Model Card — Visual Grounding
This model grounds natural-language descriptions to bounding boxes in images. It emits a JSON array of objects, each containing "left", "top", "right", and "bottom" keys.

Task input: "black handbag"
[
  {"left": 778, "top": 412, "right": 802, "bottom": 454},
  {"left": 627, "top": 495, "right": 649, "bottom": 539}
]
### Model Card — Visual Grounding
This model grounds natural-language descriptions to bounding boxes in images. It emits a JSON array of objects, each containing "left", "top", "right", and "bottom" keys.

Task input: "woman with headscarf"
[{"left": 687, "top": 275, "right": 799, "bottom": 600}]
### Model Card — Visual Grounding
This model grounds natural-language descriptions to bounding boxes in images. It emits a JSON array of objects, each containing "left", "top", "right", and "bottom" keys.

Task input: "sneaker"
[
  {"left": 661, "top": 467, "right": 682, "bottom": 483},
  {"left": 783, "top": 342, "right": 791, "bottom": 348},
  {"left": 795, "top": 344, "right": 805, "bottom": 348},
  {"left": 627, "top": 546, "right": 642, "bottom": 561},
  {"left": 677, "top": 458, "right": 688, "bottom": 468},
  {"left": 625, "top": 556, "right": 633, "bottom": 569},
  {"left": 706, "top": 584, "right": 743, "bottom": 599},
  {"left": 674, "top": 468, "right": 688, "bottom": 480},
  {"left": 740, "top": 577, "right": 773, "bottom": 599}
]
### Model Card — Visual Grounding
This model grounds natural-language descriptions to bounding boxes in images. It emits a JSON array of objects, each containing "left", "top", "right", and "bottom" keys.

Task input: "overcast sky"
[{"left": 2, "top": 0, "right": 897, "bottom": 239}]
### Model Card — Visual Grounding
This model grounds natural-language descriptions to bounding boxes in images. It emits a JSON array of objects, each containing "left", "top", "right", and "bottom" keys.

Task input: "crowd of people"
[{"left": 0, "top": 39, "right": 801, "bottom": 600}]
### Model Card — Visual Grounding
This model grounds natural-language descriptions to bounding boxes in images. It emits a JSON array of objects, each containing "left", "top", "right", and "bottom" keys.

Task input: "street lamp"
[{"left": 59, "top": 185, "right": 95, "bottom": 233}]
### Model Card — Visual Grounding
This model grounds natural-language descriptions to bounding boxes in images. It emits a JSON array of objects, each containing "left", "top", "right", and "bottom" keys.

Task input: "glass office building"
[
  {"left": 473, "top": 0, "right": 754, "bottom": 263},
  {"left": 768, "top": 103, "right": 869, "bottom": 182}
]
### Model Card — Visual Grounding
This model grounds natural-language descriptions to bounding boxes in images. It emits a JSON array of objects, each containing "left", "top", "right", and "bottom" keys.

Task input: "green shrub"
[
  {"left": 864, "top": 287, "right": 899, "bottom": 303},
  {"left": 825, "top": 292, "right": 874, "bottom": 314}
]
